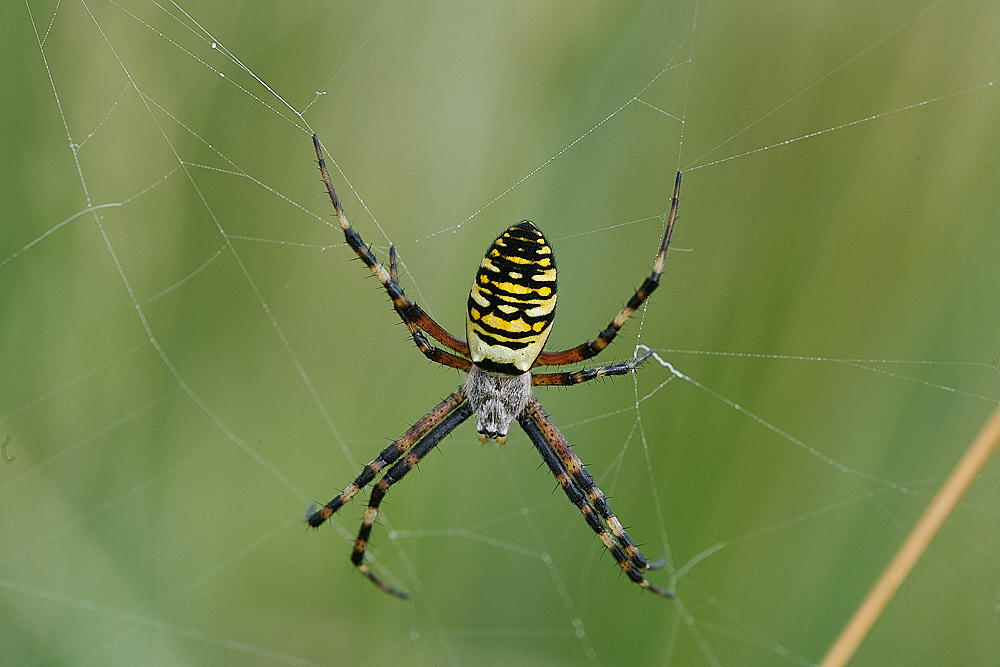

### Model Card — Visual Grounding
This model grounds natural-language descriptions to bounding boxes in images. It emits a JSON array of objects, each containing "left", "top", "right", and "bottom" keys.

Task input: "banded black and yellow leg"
[
  {"left": 531, "top": 350, "right": 654, "bottom": 387},
  {"left": 535, "top": 172, "right": 681, "bottom": 367},
  {"left": 527, "top": 402, "right": 652, "bottom": 572},
  {"left": 350, "top": 400, "right": 474, "bottom": 598},
  {"left": 517, "top": 403, "right": 671, "bottom": 597},
  {"left": 307, "top": 389, "right": 468, "bottom": 527},
  {"left": 313, "top": 134, "right": 472, "bottom": 368}
]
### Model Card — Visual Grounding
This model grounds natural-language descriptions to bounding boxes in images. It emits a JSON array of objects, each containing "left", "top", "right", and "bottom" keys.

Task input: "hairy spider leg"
[
  {"left": 535, "top": 171, "right": 681, "bottom": 367},
  {"left": 313, "top": 134, "right": 472, "bottom": 367},
  {"left": 352, "top": 400, "right": 474, "bottom": 598},
  {"left": 307, "top": 389, "right": 468, "bottom": 527},
  {"left": 531, "top": 349, "right": 654, "bottom": 386},
  {"left": 520, "top": 398, "right": 671, "bottom": 597}
]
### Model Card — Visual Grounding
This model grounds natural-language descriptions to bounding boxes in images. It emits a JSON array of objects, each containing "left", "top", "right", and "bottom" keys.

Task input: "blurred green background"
[{"left": 3, "top": 0, "right": 1000, "bottom": 664}]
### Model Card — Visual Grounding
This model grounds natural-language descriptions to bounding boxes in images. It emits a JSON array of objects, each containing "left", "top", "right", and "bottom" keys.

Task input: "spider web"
[{"left": 3, "top": 0, "right": 1000, "bottom": 664}]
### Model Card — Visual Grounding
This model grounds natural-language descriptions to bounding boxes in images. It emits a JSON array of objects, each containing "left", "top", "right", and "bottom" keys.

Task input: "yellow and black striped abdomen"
[{"left": 467, "top": 221, "right": 557, "bottom": 375}]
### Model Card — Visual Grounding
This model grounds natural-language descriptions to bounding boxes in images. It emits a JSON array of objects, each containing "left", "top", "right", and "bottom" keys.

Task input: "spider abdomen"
[{"left": 466, "top": 221, "right": 557, "bottom": 375}]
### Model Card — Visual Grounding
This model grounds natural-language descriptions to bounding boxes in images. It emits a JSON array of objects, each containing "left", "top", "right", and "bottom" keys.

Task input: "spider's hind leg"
[{"left": 534, "top": 171, "right": 682, "bottom": 368}]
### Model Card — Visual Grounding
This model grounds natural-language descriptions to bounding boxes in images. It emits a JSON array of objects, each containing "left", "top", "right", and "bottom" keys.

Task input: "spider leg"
[
  {"left": 349, "top": 399, "right": 474, "bottom": 598},
  {"left": 531, "top": 350, "right": 653, "bottom": 386},
  {"left": 308, "top": 388, "right": 468, "bottom": 527},
  {"left": 313, "top": 134, "right": 472, "bottom": 369},
  {"left": 535, "top": 172, "right": 681, "bottom": 367},
  {"left": 518, "top": 398, "right": 671, "bottom": 597},
  {"left": 523, "top": 398, "right": 660, "bottom": 573}
]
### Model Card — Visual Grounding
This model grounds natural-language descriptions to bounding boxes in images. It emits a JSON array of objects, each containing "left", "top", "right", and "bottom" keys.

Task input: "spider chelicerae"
[{"left": 308, "top": 134, "right": 680, "bottom": 599}]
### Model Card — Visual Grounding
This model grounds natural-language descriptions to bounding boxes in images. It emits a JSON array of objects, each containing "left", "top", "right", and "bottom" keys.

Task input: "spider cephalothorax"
[
  {"left": 463, "top": 365, "right": 531, "bottom": 443},
  {"left": 308, "top": 134, "right": 680, "bottom": 599}
]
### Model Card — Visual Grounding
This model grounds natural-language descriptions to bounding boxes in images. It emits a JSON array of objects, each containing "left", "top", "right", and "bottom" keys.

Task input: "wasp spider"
[{"left": 309, "top": 134, "right": 680, "bottom": 599}]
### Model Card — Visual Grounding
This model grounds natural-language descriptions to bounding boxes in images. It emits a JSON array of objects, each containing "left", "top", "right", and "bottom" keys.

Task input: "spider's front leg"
[
  {"left": 347, "top": 399, "right": 473, "bottom": 598},
  {"left": 518, "top": 398, "right": 671, "bottom": 598},
  {"left": 309, "top": 389, "right": 473, "bottom": 599},
  {"left": 307, "top": 389, "right": 468, "bottom": 527}
]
